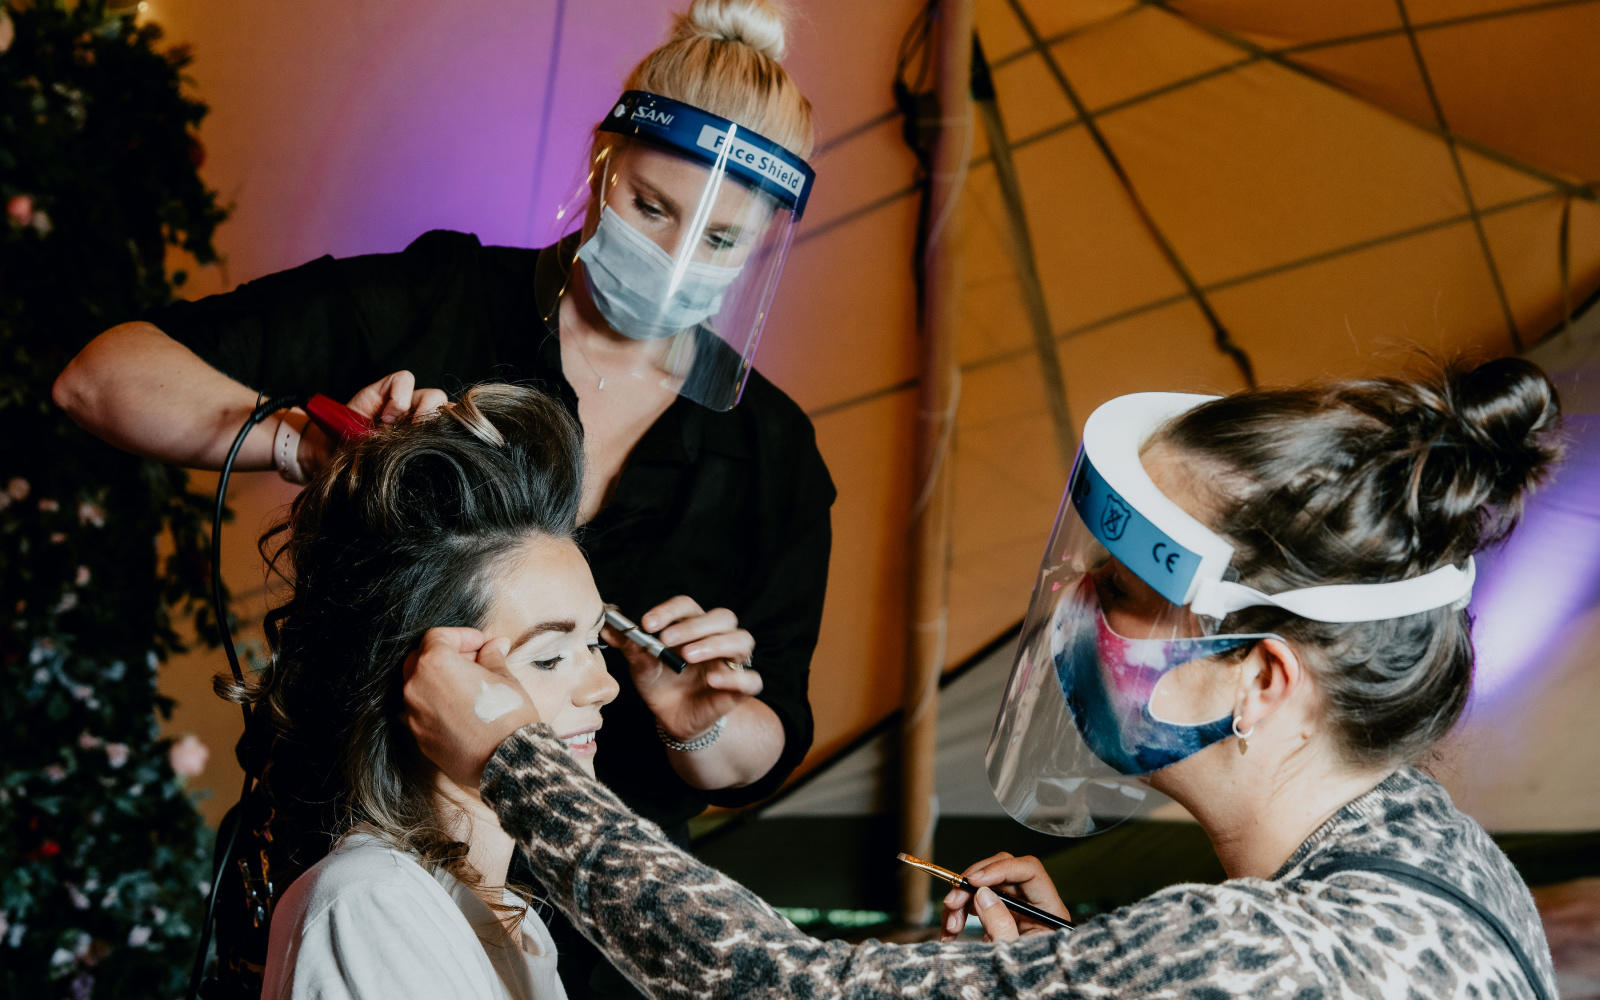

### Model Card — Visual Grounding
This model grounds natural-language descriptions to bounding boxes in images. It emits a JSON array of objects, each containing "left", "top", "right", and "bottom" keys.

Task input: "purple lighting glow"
[{"left": 1466, "top": 414, "right": 1600, "bottom": 707}]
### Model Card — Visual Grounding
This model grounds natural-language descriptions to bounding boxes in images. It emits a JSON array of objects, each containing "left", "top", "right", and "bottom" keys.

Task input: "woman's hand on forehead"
[{"left": 403, "top": 627, "right": 539, "bottom": 791}]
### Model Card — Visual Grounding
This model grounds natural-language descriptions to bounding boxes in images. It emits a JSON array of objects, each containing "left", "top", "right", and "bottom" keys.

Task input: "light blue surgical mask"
[{"left": 576, "top": 205, "right": 742, "bottom": 340}]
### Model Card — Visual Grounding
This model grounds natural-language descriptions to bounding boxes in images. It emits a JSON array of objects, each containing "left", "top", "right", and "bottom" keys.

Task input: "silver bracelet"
[{"left": 656, "top": 716, "right": 726, "bottom": 753}]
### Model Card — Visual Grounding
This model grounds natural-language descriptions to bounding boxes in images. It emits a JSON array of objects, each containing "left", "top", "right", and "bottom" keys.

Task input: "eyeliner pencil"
[
  {"left": 897, "top": 852, "right": 1074, "bottom": 932},
  {"left": 603, "top": 607, "right": 689, "bottom": 673}
]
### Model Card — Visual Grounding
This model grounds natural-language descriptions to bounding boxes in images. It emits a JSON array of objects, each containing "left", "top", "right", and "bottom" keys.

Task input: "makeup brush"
[{"left": 897, "top": 852, "right": 1074, "bottom": 932}]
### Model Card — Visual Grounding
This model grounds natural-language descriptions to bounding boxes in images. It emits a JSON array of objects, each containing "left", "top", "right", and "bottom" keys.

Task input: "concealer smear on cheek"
[{"left": 474, "top": 680, "right": 525, "bottom": 723}]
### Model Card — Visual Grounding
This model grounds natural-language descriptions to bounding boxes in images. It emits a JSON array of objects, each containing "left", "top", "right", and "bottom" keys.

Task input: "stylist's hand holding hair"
[
  {"left": 403, "top": 626, "right": 535, "bottom": 791},
  {"left": 608, "top": 595, "right": 777, "bottom": 790},
  {"left": 290, "top": 369, "right": 450, "bottom": 480}
]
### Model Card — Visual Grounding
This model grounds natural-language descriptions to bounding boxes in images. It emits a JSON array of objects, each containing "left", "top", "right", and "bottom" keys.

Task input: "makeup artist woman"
[
  {"left": 52, "top": 0, "right": 830, "bottom": 992},
  {"left": 407, "top": 361, "right": 1559, "bottom": 999}
]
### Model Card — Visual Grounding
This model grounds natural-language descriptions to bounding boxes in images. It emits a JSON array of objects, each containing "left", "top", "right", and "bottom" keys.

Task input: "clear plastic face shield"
[
  {"left": 560, "top": 90, "right": 815, "bottom": 411},
  {"left": 986, "top": 393, "right": 1478, "bottom": 837}
]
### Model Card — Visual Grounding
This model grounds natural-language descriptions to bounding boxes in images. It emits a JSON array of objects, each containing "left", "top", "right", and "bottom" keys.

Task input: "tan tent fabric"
[{"left": 950, "top": 0, "right": 1600, "bottom": 695}]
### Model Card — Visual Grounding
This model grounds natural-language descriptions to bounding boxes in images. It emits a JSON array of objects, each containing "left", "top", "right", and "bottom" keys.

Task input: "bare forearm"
[
  {"left": 53, "top": 321, "right": 278, "bottom": 469},
  {"left": 663, "top": 697, "right": 784, "bottom": 791}
]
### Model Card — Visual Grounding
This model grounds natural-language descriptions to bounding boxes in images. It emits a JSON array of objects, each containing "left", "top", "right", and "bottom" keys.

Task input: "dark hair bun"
[
  {"left": 1155, "top": 358, "right": 1562, "bottom": 767},
  {"left": 1449, "top": 357, "right": 1562, "bottom": 491},
  {"left": 1438, "top": 357, "right": 1563, "bottom": 546}
]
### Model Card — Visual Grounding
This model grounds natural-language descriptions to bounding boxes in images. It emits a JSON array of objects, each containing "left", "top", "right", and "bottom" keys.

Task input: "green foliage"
[{"left": 1, "top": 1, "right": 230, "bottom": 996}]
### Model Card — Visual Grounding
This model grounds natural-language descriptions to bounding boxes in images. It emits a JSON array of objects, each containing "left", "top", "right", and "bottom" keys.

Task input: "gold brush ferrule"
[{"left": 896, "top": 852, "right": 965, "bottom": 887}]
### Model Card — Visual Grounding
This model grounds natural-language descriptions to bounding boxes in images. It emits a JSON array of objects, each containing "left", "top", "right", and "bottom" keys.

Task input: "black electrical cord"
[{"left": 186, "top": 394, "right": 305, "bottom": 1000}]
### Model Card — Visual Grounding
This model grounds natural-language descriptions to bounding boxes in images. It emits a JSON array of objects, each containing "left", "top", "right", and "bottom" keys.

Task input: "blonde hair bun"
[
  {"left": 618, "top": 0, "right": 814, "bottom": 158},
  {"left": 673, "top": 0, "right": 790, "bottom": 61}
]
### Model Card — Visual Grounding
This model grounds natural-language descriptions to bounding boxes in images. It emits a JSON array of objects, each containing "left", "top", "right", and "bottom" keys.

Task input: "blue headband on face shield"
[
  {"left": 1074, "top": 394, "right": 1477, "bottom": 623},
  {"left": 598, "top": 90, "right": 815, "bottom": 220}
]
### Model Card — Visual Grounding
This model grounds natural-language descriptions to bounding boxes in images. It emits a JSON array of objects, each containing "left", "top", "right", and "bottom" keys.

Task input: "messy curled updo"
[
  {"left": 1155, "top": 358, "right": 1562, "bottom": 766},
  {"left": 227, "top": 383, "right": 583, "bottom": 894}
]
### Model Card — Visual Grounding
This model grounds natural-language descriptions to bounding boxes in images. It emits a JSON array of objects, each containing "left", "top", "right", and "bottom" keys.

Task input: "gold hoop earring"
[{"left": 1232, "top": 716, "right": 1255, "bottom": 754}]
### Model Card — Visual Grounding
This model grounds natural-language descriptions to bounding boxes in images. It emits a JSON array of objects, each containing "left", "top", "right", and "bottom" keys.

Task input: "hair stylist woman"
[
  {"left": 406, "top": 360, "right": 1560, "bottom": 999},
  {"left": 53, "top": 3, "right": 828, "bottom": 994},
  {"left": 57, "top": 0, "right": 825, "bottom": 911}
]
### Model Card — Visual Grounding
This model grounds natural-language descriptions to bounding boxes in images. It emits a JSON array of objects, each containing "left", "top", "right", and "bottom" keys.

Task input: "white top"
[{"left": 262, "top": 832, "right": 567, "bottom": 1000}]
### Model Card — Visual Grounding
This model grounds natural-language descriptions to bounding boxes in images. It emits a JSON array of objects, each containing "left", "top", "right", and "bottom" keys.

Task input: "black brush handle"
[{"left": 961, "top": 879, "right": 1074, "bottom": 932}]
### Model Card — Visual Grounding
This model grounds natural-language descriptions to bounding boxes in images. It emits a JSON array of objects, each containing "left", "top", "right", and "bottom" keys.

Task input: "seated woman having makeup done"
[
  {"left": 230, "top": 384, "right": 762, "bottom": 1000},
  {"left": 405, "top": 359, "right": 1561, "bottom": 999}
]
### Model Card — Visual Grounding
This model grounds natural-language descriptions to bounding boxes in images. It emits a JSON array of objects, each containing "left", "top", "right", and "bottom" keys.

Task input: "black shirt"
[{"left": 154, "top": 229, "right": 835, "bottom": 838}]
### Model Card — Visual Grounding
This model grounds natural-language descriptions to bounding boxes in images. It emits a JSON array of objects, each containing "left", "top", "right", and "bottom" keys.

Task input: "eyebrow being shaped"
[{"left": 507, "top": 608, "right": 607, "bottom": 654}]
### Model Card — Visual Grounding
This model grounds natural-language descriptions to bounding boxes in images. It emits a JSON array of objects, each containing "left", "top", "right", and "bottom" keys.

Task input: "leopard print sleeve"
[
  {"left": 479, "top": 725, "right": 1306, "bottom": 1000},
  {"left": 481, "top": 726, "right": 1553, "bottom": 1000}
]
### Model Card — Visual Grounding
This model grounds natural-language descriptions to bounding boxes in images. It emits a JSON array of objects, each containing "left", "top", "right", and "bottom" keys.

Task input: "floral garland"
[{"left": 1, "top": 2, "right": 229, "bottom": 996}]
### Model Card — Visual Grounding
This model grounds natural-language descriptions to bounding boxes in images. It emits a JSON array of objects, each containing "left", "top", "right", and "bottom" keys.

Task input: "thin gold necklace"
[{"left": 564, "top": 325, "right": 612, "bottom": 390}]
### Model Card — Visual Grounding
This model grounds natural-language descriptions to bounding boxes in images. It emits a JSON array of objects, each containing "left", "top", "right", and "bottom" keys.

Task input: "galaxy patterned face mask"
[{"left": 1052, "top": 576, "right": 1266, "bottom": 776}]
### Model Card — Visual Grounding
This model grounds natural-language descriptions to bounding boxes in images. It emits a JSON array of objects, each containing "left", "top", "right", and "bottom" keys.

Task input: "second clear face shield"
[
  {"left": 986, "top": 393, "right": 1478, "bottom": 838},
  {"left": 562, "top": 90, "right": 815, "bottom": 411}
]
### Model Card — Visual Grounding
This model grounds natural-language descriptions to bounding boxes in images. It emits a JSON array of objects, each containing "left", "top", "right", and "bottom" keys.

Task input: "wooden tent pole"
[{"left": 900, "top": 0, "right": 973, "bottom": 928}]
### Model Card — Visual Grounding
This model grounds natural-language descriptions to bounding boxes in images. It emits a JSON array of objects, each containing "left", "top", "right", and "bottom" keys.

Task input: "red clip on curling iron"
[{"left": 304, "top": 393, "right": 378, "bottom": 442}]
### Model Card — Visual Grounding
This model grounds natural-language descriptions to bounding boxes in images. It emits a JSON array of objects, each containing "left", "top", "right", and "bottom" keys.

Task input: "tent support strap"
[
  {"left": 972, "top": 34, "right": 1077, "bottom": 475},
  {"left": 901, "top": 0, "right": 973, "bottom": 928}
]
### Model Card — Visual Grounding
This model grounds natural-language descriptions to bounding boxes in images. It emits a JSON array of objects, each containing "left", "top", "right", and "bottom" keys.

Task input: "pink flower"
[
  {"left": 38, "top": 498, "right": 59, "bottom": 512},
  {"left": 77, "top": 732, "right": 102, "bottom": 751},
  {"left": 6, "top": 478, "right": 29, "bottom": 501},
  {"left": 77, "top": 502, "right": 105, "bottom": 528},
  {"left": 6, "top": 194, "right": 31, "bottom": 227},
  {"left": 42, "top": 765, "right": 67, "bottom": 782},
  {"left": 126, "top": 926, "right": 151, "bottom": 947},
  {"left": 105, "top": 743, "right": 129, "bottom": 769},
  {"left": 75, "top": 566, "right": 90, "bottom": 586},
  {"left": 168, "top": 734, "right": 209, "bottom": 778}
]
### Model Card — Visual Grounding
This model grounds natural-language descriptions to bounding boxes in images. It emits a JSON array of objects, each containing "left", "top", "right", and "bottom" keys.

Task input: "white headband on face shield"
[{"left": 1077, "top": 393, "right": 1476, "bottom": 624}]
